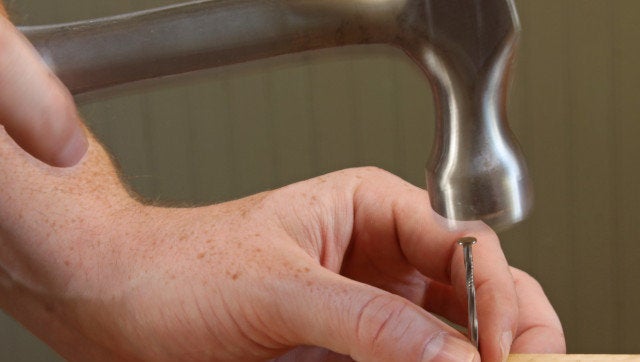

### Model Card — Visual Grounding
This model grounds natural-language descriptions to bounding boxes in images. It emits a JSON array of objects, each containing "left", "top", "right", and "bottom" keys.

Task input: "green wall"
[{"left": 2, "top": 0, "right": 640, "bottom": 359}]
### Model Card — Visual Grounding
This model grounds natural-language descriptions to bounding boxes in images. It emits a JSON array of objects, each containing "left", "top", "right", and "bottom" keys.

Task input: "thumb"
[
  {"left": 0, "top": 15, "right": 87, "bottom": 167},
  {"left": 284, "top": 268, "right": 479, "bottom": 362}
]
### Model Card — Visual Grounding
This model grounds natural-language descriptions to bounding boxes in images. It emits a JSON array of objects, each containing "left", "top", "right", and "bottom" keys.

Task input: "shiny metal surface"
[
  {"left": 19, "top": 0, "right": 532, "bottom": 230},
  {"left": 458, "top": 236, "right": 478, "bottom": 349}
]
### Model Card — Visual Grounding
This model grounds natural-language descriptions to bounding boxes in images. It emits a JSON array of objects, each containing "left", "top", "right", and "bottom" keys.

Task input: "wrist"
[
  {"left": 0, "top": 130, "right": 147, "bottom": 358},
  {"left": 0, "top": 197, "right": 148, "bottom": 360}
]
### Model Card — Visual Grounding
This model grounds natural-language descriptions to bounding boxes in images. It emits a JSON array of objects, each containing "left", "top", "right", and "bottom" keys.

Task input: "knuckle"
[
  {"left": 345, "top": 166, "right": 401, "bottom": 198},
  {"left": 476, "top": 222, "right": 498, "bottom": 241},
  {"left": 510, "top": 267, "right": 544, "bottom": 291},
  {"left": 340, "top": 166, "right": 392, "bottom": 181},
  {"left": 354, "top": 294, "right": 411, "bottom": 351},
  {"left": 357, "top": 166, "right": 387, "bottom": 175},
  {"left": 354, "top": 166, "right": 392, "bottom": 179},
  {"left": 353, "top": 294, "right": 461, "bottom": 362}
]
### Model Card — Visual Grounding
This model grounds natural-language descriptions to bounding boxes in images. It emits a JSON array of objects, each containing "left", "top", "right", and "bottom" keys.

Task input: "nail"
[{"left": 458, "top": 237, "right": 478, "bottom": 349}]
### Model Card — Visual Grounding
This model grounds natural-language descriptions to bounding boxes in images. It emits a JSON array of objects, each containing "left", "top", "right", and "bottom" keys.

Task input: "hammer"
[{"left": 19, "top": 0, "right": 532, "bottom": 230}]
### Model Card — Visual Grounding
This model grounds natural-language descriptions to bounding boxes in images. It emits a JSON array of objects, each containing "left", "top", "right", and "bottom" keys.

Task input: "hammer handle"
[{"left": 18, "top": 0, "right": 396, "bottom": 97}]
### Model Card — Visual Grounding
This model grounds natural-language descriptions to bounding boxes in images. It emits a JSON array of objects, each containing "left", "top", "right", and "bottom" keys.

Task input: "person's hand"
[
  {"left": 121, "top": 169, "right": 565, "bottom": 361},
  {"left": 0, "top": 4, "right": 87, "bottom": 166},
  {"left": 2, "top": 161, "right": 565, "bottom": 361}
]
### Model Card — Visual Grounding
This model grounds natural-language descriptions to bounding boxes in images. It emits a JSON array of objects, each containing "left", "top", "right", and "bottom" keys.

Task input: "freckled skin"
[
  {"left": 0, "top": 8, "right": 564, "bottom": 362},
  {"left": 0, "top": 128, "right": 565, "bottom": 362}
]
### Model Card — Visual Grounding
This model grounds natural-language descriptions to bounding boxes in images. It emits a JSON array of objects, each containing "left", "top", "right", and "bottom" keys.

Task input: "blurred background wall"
[{"left": 1, "top": 0, "right": 639, "bottom": 359}]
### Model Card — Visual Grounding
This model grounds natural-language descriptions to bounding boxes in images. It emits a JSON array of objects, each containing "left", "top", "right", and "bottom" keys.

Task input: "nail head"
[{"left": 457, "top": 236, "right": 477, "bottom": 246}]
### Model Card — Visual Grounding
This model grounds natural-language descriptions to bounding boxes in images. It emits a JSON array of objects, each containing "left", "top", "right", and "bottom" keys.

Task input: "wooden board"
[{"left": 509, "top": 355, "right": 640, "bottom": 361}]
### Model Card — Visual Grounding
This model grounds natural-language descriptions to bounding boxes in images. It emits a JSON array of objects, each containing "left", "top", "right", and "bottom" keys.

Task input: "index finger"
[{"left": 353, "top": 170, "right": 523, "bottom": 361}]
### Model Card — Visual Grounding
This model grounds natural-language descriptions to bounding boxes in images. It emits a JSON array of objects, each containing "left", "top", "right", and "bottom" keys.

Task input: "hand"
[
  {"left": 125, "top": 169, "right": 565, "bottom": 361},
  {"left": 1, "top": 161, "right": 565, "bottom": 361},
  {"left": 0, "top": 4, "right": 87, "bottom": 167}
]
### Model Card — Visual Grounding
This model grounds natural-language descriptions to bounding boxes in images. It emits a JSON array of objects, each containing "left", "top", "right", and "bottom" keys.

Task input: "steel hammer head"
[{"left": 395, "top": 0, "right": 532, "bottom": 230}]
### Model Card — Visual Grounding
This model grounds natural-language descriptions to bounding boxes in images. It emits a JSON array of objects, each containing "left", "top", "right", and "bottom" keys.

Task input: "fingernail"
[
  {"left": 54, "top": 125, "right": 88, "bottom": 167},
  {"left": 500, "top": 330, "right": 513, "bottom": 362},
  {"left": 423, "top": 333, "right": 479, "bottom": 362}
]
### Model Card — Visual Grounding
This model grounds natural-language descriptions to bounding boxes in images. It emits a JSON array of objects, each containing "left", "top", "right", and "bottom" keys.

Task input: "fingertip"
[
  {"left": 49, "top": 123, "right": 88, "bottom": 167},
  {"left": 423, "top": 333, "right": 479, "bottom": 362},
  {"left": 500, "top": 330, "right": 514, "bottom": 362},
  {"left": 2, "top": 90, "right": 88, "bottom": 168},
  {"left": 511, "top": 327, "right": 566, "bottom": 354}
]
